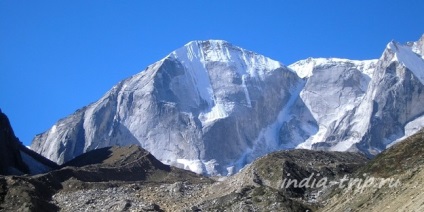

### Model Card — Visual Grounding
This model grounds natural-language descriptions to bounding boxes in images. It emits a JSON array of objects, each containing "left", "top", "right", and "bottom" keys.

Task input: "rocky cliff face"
[
  {"left": 286, "top": 58, "right": 376, "bottom": 150},
  {"left": 310, "top": 37, "right": 424, "bottom": 155},
  {"left": 31, "top": 40, "right": 303, "bottom": 175},
  {"left": 0, "top": 109, "right": 29, "bottom": 175},
  {"left": 31, "top": 35, "right": 424, "bottom": 175}
]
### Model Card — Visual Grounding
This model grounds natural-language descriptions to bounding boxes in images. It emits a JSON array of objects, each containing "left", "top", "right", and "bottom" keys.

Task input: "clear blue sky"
[{"left": 1, "top": 0, "right": 423, "bottom": 146}]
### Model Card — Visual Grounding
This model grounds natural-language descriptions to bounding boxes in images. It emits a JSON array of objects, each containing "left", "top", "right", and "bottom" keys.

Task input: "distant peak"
[
  {"left": 184, "top": 39, "right": 230, "bottom": 48},
  {"left": 384, "top": 37, "right": 424, "bottom": 84},
  {"left": 169, "top": 40, "right": 283, "bottom": 73},
  {"left": 412, "top": 34, "right": 424, "bottom": 57}
]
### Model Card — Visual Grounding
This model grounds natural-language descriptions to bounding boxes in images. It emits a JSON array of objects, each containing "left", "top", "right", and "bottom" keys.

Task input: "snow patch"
[
  {"left": 199, "top": 103, "right": 231, "bottom": 124},
  {"left": 176, "top": 158, "right": 219, "bottom": 175},
  {"left": 289, "top": 58, "right": 377, "bottom": 79},
  {"left": 241, "top": 75, "right": 252, "bottom": 107},
  {"left": 389, "top": 115, "right": 424, "bottom": 147},
  {"left": 247, "top": 80, "right": 305, "bottom": 160},
  {"left": 171, "top": 41, "right": 214, "bottom": 106},
  {"left": 388, "top": 41, "right": 424, "bottom": 85},
  {"left": 20, "top": 151, "right": 51, "bottom": 174}
]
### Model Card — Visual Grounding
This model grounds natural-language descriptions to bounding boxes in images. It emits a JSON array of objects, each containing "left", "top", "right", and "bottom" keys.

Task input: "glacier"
[{"left": 31, "top": 35, "right": 424, "bottom": 175}]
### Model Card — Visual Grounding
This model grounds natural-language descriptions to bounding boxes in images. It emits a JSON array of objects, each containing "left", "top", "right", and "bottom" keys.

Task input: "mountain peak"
[
  {"left": 386, "top": 40, "right": 400, "bottom": 51},
  {"left": 184, "top": 39, "right": 230, "bottom": 47},
  {"left": 170, "top": 39, "right": 283, "bottom": 77},
  {"left": 385, "top": 38, "right": 424, "bottom": 84},
  {"left": 411, "top": 34, "right": 424, "bottom": 57},
  {"left": 288, "top": 57, "right": 377, "bottom": 78},
  {"left": 31, "top": 35, "right": 424, "bottom": 176}
]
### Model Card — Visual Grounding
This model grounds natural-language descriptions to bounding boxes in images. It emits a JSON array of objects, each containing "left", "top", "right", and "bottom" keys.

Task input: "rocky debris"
[
  {"left": 0, "top": 145, "right": 368, "bottom": 211},
  {"left": 0, "top": 144, "right": 213, "bottom": 211},
  {"left": 3, "top": 125, "right": 424, "bottom": 211},
  {"left": 0, "top": 176, "right": 58, "bottom": 211},
  {"left": 197, "top": 185, "right": 312, "bottom": 212},
  {"left": 53, "top": 181, "right": 208, "bottom": 211},
  {"left": 320, "top": 130, "right": 424, "bottom": 212},
  {"left": 197, "top": 149, "right": 368, "bottom": 210}
]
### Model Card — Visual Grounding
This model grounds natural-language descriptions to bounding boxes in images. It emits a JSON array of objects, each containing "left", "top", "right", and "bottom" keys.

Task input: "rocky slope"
[
  {"left": 3, "top": 123, "right": 424, "bottom": 211},
  {"left": 49, "top": 130, "right": 424, "bottom": 212},
  {"left": 193, "top": 149, "right": 368, "bottom": 211},
  {"left": 31, "top": 35, "right": 424, "bottom": 175},
  {"left": 320, "top": 129, "right": 424, "bottom": 212},
  {"left": 0, "top": 145, "right": 213, "bottom": 211},
  {"left": 0, "top": 110, "right": 57, "bottom": 175},
  {"left": 39, "top": 148, "right": 367, "bottom": 211}
]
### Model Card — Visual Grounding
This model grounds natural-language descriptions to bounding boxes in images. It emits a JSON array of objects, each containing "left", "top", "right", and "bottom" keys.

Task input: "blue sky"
[{"left": 1, "top": 0, "right": 423, "bottom": 146}]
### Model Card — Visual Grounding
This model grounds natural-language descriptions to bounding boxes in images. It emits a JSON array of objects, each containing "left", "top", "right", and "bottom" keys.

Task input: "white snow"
[
  {"left": 389, "top": 115, "right": 424, "bottom": 147},
  {"left": 411, "top": 35, "right": 424, "bottom": 57},
  {"left": 289, "top": 58, "right": 377, "bottom": 79},
  {"left": 183, "top": 40, "right": 283, "bottom": 79},
  {"left": 20, "top": 151, "right": 51, "bottom": 174},
  {"left": 171, "top": 40, "right": 284, "bottom": 125},
  {"left": 170, "top": 41, "right": 214, "bottom": 106},
  {"left": 388, "top": 41, "right": 424, "bottom": 85},
  {"left": 250, "top": 80, "right": 305, "bottom": 155},
  {"left": 176, "top": 159, "right": 204, "bottom": 174},
  {"left": 296, "top": 125, "right": 327, "bottom": 149},
  {"left": 198, "top": 103, "right": 230, "bottom": 124},
  {"left": 32, "top": 37, "right": 424, "bottom": 176},
  {"left": 241, "top": 75, "right": 252, "bottom": 107},
  {"left": 176, "top": 158, "right": 219, "bottom": 175},
  {"left": 293, "top": 57, "right": 375, "bottom": 150}
]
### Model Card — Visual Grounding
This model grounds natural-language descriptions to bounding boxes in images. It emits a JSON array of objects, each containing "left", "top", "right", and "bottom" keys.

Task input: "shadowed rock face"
[
  {"left": 0, "top": 110, "right": 29, "bottom": 175},
  {"left": 0, "top": 110, "right": 58, "bottom": 176}
]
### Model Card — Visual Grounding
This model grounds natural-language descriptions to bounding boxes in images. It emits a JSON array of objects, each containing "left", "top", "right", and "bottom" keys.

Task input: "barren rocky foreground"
[
  {"left": 1, "top": 144, "right": 368, "bottom": 211},
  {"left": 1, "top": 107, "right": 424, "bottom": 211}
]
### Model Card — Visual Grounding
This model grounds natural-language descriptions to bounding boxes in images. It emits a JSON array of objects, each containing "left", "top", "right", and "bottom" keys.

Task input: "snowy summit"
[{"left": 32, "top": 35, "right": 424, "bottom": 175}]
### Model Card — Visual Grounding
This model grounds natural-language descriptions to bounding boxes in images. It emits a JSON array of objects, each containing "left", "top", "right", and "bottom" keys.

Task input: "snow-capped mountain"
[
  {"left": 31, "top": 40, "right": 302, "bottom": 175},
  {"left": 286, "top": 58, "right": 377, "bottom": 150},
  {"left": 31, "top": 35, "right": 424, "bottom": 175}
]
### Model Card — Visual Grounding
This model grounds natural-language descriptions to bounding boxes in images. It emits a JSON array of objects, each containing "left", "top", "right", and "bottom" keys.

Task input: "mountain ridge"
[{"left": 31, "top": 34, "right": 424, "bottom": 175}]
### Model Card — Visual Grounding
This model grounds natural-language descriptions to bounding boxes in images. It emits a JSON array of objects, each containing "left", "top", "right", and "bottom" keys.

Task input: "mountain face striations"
[{"left": 31, "top": 35, "right": 424, "bottom": 175}]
